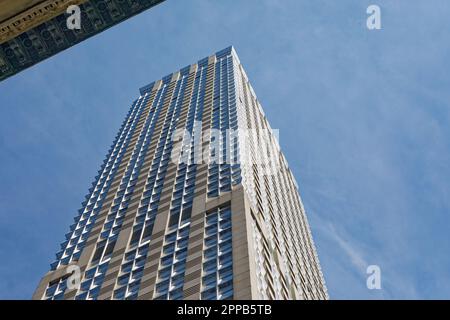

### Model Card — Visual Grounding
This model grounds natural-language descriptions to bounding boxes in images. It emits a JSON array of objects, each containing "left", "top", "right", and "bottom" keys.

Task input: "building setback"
[
  {"left": 33, "top": 47, "right": 328, "bottom": 300},
  {"left": 0, "top": 0, "right": 165, "bottom": 82}
]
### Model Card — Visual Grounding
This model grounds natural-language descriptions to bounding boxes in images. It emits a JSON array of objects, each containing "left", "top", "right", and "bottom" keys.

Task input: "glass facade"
[
  {"left": 37, "top": 47, "right": 327, "bottom": 301},
  {"left": 200, "top": 204, "right": 233, "bottom": 300},
  {"left": 207, "top": 53, "right": 241, "bottom": 198}
]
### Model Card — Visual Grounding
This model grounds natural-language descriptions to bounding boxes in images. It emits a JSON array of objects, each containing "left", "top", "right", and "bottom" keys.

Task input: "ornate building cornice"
[
  {"left": 0, "top": 0, "right": 88, "bottom": 44},
  {"left": 0, "top": 0, "right": 166, "bottom": 82}
]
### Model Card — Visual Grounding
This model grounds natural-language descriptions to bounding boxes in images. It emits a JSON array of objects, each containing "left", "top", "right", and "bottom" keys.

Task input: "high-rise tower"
[{"left": 33, "top": 47, "right": 328, "bottom": 300}]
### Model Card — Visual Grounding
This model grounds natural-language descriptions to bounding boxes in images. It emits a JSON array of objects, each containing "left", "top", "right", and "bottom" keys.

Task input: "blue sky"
[{"left": 1, "top": 0, "right": 450, "bottom": 299}]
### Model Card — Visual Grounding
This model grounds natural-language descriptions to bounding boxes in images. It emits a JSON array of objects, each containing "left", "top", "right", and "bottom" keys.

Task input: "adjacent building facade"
[
  {"left": 0, "top": 0, "right": 165, "bottom": 82},
  {"left": 33, "top": 47, "right": 328, "bottom": 300}
]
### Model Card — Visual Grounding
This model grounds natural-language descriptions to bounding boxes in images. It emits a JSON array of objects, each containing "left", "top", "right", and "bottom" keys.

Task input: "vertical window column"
[{"left": 200, "top": 204, "right": 233, "bottom": 300}]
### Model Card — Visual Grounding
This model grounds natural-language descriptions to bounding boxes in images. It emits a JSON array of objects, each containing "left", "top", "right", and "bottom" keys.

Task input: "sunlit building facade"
[{"left": 33, "top": 47, "right": 328, "bottom": 300}]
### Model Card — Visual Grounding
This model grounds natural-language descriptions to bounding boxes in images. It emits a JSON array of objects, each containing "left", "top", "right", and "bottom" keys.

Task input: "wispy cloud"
[{"left": 325, "top": 222, "right": 368, "bottom": 272}]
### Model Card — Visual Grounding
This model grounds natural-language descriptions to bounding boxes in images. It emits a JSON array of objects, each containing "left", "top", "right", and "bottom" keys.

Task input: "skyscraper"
[
  {"left": 0, "top": 0, "right": 165, "bottom": 82},
  {"left": 33, "top": 47, "right": 328, "bottom": 300}
]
